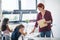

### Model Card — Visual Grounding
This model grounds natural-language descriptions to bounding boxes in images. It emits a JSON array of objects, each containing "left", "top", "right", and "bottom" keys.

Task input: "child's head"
[
  {"left": 2, "top": 18, "right": 9, "bottom": 25},
  {"left": 17, "top": 24, "right": 25, "bottom": 32}
]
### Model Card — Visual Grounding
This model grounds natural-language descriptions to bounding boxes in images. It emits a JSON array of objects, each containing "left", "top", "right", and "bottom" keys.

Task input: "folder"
[{"left": 37, "top": 19, "right": 47, "bottom": 28}]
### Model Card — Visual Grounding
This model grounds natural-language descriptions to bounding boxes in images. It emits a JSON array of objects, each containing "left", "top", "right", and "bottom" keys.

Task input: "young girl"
[
  {"left": 1, "top": 18, "right": 12, "bottom": 40},
  {"left": 11, "top": 24, "right": 27, "bottom": 40}
]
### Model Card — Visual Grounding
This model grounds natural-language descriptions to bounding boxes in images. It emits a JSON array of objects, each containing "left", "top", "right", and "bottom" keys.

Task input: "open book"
[{"left": 37, "top": 19, "right": 48, "bottom": 28}]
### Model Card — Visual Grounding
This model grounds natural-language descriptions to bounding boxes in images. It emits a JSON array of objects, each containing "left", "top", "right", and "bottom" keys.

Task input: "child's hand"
[
  {"left": 25, "top": 32, "right": 27, "bottom": 35},
  {"left": 24, "top": 32, "right": 27, "bottom": 36}
]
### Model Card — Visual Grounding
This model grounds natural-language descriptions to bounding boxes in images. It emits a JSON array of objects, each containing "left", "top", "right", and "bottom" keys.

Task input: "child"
[
  {"left": 11, "top": 24, "right": 27, "bottom": 40},
  {"left": 1, "top": 18, "right": 12, "bottom": 40}
]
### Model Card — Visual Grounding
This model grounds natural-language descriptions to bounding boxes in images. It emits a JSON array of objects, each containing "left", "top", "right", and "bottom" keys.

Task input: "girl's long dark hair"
[{"left": 1, "top": 18, "right": 9, "bottom": 31}]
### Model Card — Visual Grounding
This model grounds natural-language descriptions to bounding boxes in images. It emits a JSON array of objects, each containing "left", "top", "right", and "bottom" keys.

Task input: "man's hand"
[
  {"left": 46, "top": 20, "right": 51, "bottom": 24},
  {"left": 30, "top": 29, "right": 35, "bottom": 34},
  {"left": 29, "top": 27, "right": 36, "bottom": 34}
]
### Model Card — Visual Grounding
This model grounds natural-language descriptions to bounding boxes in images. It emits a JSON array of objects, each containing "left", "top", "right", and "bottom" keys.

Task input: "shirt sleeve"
[{"left": 48, "top": 11, "right": 53, "bottom": 24}]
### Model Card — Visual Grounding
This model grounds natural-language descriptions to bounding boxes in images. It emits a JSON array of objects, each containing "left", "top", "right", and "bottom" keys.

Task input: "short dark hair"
[
  {"left": 37, "top": 3, "right": 45, "bottom": 9},
  {"left": 17, "top": 24, "right": 24, "bottom": 30}
]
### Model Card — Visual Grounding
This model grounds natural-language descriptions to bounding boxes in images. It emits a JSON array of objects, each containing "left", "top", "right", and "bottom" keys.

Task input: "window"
[
  {"left": 3, "top": 14, "right": 20, "bottom": 21},
  {"left": 21, "top": 0, "right": 37, "bottom": 10},
  {"left": 2, "top": 0, "right": 19, "bottom": 11},
  {"left": 22, "top": 13, "right": 37, "bottom": 21}
]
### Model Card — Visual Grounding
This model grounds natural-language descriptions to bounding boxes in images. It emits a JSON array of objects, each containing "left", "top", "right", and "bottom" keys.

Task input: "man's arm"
[
  {"left": 30, "top": 14, "right": 39, "bottom": 34},
  {"left": 46, "top": 11, "right": 53, "bottom": 24}
]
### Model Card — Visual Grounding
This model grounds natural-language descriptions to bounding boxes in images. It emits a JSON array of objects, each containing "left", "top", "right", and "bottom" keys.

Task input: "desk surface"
[{"left": 18, "top": 33, "right": 60, "bottom": 40}]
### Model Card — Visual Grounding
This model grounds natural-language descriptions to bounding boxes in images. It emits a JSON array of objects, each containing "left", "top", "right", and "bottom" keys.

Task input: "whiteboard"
[{"left": 21, "top": 0, "right": 36, "bottom": 10}]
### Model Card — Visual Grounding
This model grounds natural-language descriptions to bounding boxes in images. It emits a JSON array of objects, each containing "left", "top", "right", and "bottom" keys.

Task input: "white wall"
[
  {"left": 0, "top": 0, "right": 2, "bottom": 38},
  {"left": 0, "top": 0, "right": 1, "bottom": 29},
  {"left": 0, "top": 0, "right": 2, "bottom": 28},
  {"left": 2, "top": 0, "right": 19, "bottom": 11},
  {"left": 45, "top": 0, "right": 60, "bottom": 38}
]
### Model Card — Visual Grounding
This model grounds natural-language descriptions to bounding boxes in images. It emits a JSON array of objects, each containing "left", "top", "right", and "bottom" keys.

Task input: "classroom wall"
[
  {"left": 45, "top": 0, "right": 60, "bottom": 38},
  {"left": 0, "top": 0, "right": 2, "bottom": 38},
  {"left": 0, "top": 0, "right": 1, "bottom": 19},
  {"left": 0, "top": 0, "right": 2, "bottom": 26},
  {"left": 2, "top": 0, "right": 19, "bottom": 11}
]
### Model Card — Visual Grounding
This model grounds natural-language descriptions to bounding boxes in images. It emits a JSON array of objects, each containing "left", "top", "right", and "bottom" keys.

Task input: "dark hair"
[
  {"left": 37, "top": 3, "right": 45, "bottom": 9},
  {"left": 1, "top": 18, "right": 9, "bottom": 31},
  {"left": 2, "top": 18, "right": 9, "bottom": 25},
  {"left": 17, "top": 24, "right": 24, "bottom": 30}
]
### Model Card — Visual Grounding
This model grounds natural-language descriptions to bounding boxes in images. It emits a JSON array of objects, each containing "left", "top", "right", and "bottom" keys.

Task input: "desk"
[
  {"left": 18, "top": 33, "right": 60, "bottom": 40},
  {"left": 18, "top": 33, "right": 40, "bottom": 40},
  {"left": 19, "top": 36, "right": 60, "bottom": 40}
]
